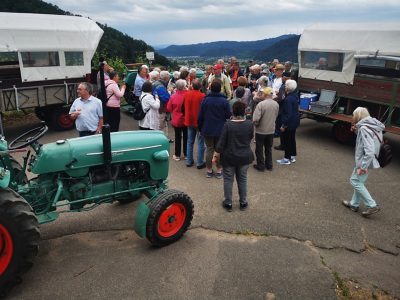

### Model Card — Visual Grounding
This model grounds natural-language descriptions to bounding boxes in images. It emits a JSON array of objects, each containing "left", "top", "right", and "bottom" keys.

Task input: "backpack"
[
  {"left": 365, "top": 125, "right": 392, "bottom": 168},
  {"left": 132, "top": 95, "right": 148, "bottom": 121}
]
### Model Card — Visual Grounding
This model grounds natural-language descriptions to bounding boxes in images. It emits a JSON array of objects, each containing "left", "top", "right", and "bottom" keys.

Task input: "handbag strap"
[{"left": 364, "top": 125, "right": 383, "bottom": 144}]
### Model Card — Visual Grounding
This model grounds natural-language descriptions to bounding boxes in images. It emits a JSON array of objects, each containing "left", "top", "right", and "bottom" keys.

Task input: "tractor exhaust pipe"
[{"left": 102, "top": 124, "right": 112, "bottom": 165}]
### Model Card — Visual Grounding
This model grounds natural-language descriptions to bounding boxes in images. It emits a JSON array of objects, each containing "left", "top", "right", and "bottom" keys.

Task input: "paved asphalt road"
[{"left": 4, "top": 112, "right": 400, "bottom": 299}]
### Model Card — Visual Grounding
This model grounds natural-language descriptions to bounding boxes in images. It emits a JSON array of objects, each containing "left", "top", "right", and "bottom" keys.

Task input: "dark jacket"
[
  {"left": 281, "top": 92, "right": 300, "bottom": 130},
  {"left": 216, "top": 120, "right": 254, "bottom": 167},
  {"left": 198, "top": 92, "right": 231, "bottom": 137}
]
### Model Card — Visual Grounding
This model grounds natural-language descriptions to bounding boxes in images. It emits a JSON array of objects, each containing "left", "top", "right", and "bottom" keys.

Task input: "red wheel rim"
[
  {"left": 157, "top": 203, "right": 187, "bottom": 238},
  {"left": 58, "top": 112, "right": 74, "bottom": 128},
  {"left": 0, "top": 224, "right": 13, "bottom": 276}
]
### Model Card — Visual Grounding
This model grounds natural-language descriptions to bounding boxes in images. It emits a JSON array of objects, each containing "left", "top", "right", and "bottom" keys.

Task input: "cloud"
[{"left": 46, "top": 0, "right": 400, "bottom": 45}]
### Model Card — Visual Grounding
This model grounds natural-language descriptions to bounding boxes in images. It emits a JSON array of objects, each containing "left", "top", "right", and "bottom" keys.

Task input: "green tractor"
[{"left": 0, "top": 124, "right": 194, "bottom": 296}]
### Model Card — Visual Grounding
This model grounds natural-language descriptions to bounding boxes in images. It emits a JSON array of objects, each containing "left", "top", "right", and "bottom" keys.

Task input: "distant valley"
[{"left": 157, "top": 35, "right": 300, "bottom": 62}]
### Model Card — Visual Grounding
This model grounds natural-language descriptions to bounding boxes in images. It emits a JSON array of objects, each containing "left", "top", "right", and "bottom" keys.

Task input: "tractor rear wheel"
[
  {"left": 146, "top": 189, "right": 194, "bottom": 247},
  {"left": 0, "top": 189, "right": 40, "bottom": 297},
  {"left": 50, "top": 107, "right": 74, "bottom": 131}
]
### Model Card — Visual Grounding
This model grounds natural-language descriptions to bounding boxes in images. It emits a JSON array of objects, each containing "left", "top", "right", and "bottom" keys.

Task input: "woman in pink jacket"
[
  {"left": 105, "top": 71, "right": 126, "bottom": 132},
  {"left": 167, "top": 79, "right": 188, "bottom": 161}
]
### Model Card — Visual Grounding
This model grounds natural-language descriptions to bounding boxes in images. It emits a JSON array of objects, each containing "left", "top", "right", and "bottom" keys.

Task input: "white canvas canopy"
[
  {"left": 298, "top": 23, "right": 400, "bottom": 84},
  {"left": 0, "top": 12, "right": 103, "bottom": 82}
]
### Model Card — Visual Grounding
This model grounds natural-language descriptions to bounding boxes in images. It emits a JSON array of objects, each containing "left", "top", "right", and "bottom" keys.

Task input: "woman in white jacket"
[
  {"left": 342, "top": 107, "right": 385, "bottom": 217},
  {"left": 138, "top": 81, "right": 160, "bottom": 130}
]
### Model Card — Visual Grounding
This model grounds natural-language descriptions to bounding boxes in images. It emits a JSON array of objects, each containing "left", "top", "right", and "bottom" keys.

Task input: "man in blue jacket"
[{"left": 198, "top": 79, "right": 231, "bottom": 178}]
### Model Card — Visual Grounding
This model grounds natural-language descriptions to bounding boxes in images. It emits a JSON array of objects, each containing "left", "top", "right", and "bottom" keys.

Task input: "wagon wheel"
[
  {"left": 146, "top": 189, "right": 194, "bottom": 247},
  {"left": 0, "top": 189, "right": 40, "bottom": 297}
]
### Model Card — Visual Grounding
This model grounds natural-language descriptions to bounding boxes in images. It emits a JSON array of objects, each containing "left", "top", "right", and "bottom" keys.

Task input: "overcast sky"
[{"left": 47, "top": 0, "right": 400, "bottom": 47}]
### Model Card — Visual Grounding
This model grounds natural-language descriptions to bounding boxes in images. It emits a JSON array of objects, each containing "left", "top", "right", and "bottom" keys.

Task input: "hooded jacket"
[{"left": 355, "top": 116, "right": 385, "bottom": 169}]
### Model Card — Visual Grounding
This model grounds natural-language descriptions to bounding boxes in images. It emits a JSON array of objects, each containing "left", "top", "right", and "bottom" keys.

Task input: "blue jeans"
[
  {"left": 223, "top": 164, "right": 249, "bottom": 205},
  {"left": 350, "top": 168, "right": 377, "bottom": 208},
  {"left": 186, "top": 127, "right": 205, "bottom": 167}
]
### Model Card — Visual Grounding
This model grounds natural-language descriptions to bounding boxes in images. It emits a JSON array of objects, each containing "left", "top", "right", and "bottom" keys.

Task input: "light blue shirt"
[
  {"left": 134, "top": 75, "right": 146, "bottom": 96},
  {"left": 69, "top": 96, "right": 103, "bottom": 132}
]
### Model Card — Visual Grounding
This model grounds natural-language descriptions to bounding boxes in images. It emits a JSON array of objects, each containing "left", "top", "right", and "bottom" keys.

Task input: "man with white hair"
[
  {"left": 149, "top": 70, "right": 160, "bottom": 83},
  {"left": 133, "top": 65, "right": 149, "bottom": 101},
  {"left": 248, "top": 64, "right": 262, "bottom": 93},
  {"left": 277, "top": 79, "right": 300, "bottom": 165}
]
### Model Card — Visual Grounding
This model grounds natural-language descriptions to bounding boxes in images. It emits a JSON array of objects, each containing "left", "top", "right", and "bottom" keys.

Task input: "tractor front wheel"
[
  {"left": 0, "top": 189, "right": 40, "bottom": 296},
  {"left": 146, "top": 189, "right": 194, "bottom": 247}
]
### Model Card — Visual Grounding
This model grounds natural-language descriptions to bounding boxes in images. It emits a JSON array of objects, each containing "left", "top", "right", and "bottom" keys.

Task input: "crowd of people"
[{"left": 68, "top": 57, "right": 383, "bottom": 216}]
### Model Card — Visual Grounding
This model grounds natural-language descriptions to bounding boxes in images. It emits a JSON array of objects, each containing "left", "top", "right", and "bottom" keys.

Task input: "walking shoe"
[
  {"left": 290, "top": 156, "right": 296, "bottom": 163},
  {"left": 172, "top": 155, "right": 181, "bottom": 161},
  {"left": 276, "top": 158, "right": 291, "bottom": 165},
  {"left": 274, "top": 145, "right": 284, "bottom": 151},
  {"left": 196, "top": 163, "right": 206, "bottom": 169},
  {"left": 265, "top": 166, "right": 273, "bottom": 171},
  {"left": 222, "top": 201, "right": 233, "bottom": 212},
  {"left": 253, "top": 164, "right": 265, "bottom": 172},
  {"left": 206, "top": 171, "right": 214, "bottom": 178},
  {"left": 186, "top": 162, "right": 194, "bottom": 167},
  {"left": 361, "top": 206, "right": 381, "bottom": 217},
  {"left": 342, "top": 200, "right": 359, "bottom": 212},
  {"left": 169, "top": 139, "right": 174, "bottom": 143},
  {"left": 239, "top": 202, "right": 248, "bottom": 211},
  {"left": 215, "top": 172, "right": 223, "bottom": 179}
]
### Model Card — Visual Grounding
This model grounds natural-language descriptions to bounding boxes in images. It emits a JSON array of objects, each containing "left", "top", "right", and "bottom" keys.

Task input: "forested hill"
[
  {"left": 158, "top": 34, "right": 300, "bottom": 61},
  {"left": 0, "top": 0, "right": 171, "bottom": 66},
  {"left": 254, "top": 35, "right": 300, "bottom": 62}
]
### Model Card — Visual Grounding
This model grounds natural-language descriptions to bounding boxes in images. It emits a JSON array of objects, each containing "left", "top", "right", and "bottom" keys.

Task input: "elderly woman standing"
[
  {"left": 276, "top": 80, "right": 300, "bottom": 165},
  {"left": 342, "top": 107, "right": 384, "bottom": 217},
  {"left": 105, "top": 71, "right": 126, "bottom": 132},
  {"left": 167, "top": 79, "right": 188, "bottom": 161},
  {"left": 213, "top": 101, "right": 254, "bottom": 211},
  {"left": 138, "top": 81, "right": 160, "bottom": 130}
]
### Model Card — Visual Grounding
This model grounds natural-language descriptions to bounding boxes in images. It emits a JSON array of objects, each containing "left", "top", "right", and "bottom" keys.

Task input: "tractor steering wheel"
[{"left": 8, "top": 123, "right": 48, "bottom": 150}]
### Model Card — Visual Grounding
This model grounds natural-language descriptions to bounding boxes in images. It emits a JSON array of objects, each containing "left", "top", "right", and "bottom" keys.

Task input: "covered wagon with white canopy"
[
  {"left": 0, "top": 12, "right": 103, "bottom": 130},
  {"left": 297, "top": 23, "right": 400, "bottom": 143}
]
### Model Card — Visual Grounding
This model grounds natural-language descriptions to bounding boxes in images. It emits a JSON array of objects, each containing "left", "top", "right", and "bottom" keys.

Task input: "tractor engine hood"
[{"left": 31, "top": 131, "right": 170, "bottom": 180}]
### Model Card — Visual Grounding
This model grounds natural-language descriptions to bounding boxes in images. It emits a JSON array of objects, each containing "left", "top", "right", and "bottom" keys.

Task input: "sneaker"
[
  {"left": 274, "top": 145, "right": 284, "bottom": 151},
  {"left": 206, "top": 171, "right": 214, "bottom": 178},
  {"left": 172, "top": 155, "right": 181, "bottom": 161},
  {"left": 362, "top": 206, "right": 381, "bottom": 217},
  {"left": 253, "top": 164, "right": 265, "bottom": 172},
  {"left": 342, "top": 200, "right": 359, "bottom": 212},
  {"left": 239, "top": 202, "right": 248, "bottom": 211},
  {"left": 215, "top": 172, "right": 223, "bottom": 179},
  {"left": 290, "top": 156, "right": 296, "bottom": 163},
  {"left": 222, "top": 201, "right": 233, "bottom": 212},
  {"left": 186, "top": 162, "right": 194, "bottom": 167},
  {"left": 276, "top": 158, "right": 291, "bottom": 165},
  {"left": 196, "top": 163, "right": 206, "bottom": 169}
]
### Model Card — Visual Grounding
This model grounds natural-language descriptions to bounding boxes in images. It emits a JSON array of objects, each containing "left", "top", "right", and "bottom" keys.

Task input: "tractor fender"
[{"left": 134, "top": 201, "right": 151, "bottom": 238}]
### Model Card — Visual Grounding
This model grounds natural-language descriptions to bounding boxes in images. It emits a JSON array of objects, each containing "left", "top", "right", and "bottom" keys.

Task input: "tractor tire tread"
[
  {"left": 0, "top": 188, "right": 40, "bottom": 296},
  {"left": 146, "top": 189, "right": 193, "bottom": 247}
]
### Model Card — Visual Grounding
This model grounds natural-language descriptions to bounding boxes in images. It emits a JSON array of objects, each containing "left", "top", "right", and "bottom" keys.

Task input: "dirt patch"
[
  {"left": 337, "top": 279, "right": 396, "bottom": 300},
  {"left": 2, "top": 111, "right": 40, "bottom": 128}
]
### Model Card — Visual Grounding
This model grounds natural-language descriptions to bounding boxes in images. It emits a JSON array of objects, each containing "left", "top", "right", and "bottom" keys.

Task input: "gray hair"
[
  {"left": 160, "top": 70, "right": 170, "bottom": 81},
  {"left": 217, "top": 59, "right": 224, "bottom": 65},
  {"left": 189, "top": 68, "right": 197, "bottom": 75},
  {"left": 175, "top": 79, "right": 187, "bottom": 90},
  {"left": 153, "top": 67, "right": 161, "bottom": 73},
  {"left": 79, "top": 82, "right": 93, "bottom": 95},
  {"left": 353, "top": 107, "right": 370, "bottom": 123},
  {"left": 179, "top": 66, "right": 189, "bottom": 72},
  {"left": 258, "top": 76, "right": 269, "bottom": 87},
  {"left": 173, "top": 71, "right": 180, "bottom": 79},
  {"left": 149, "top": 70, "right": 160, "bottom": 81},
  {"left": 285, "top": 80, "right": 297, "bottom": 93}
]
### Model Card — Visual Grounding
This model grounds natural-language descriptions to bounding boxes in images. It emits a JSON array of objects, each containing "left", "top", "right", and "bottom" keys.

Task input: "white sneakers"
[{"left": 277, "top": 156, "right": 296, "bottom": 165}]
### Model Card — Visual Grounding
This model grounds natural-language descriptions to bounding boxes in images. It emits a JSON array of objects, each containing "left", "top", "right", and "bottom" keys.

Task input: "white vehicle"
[
  {"left": 297, "top": 23, "right": 400, "bottom": 143},
  {"left": 0, "top": 12, "right": 103, "bottom": 130}
]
